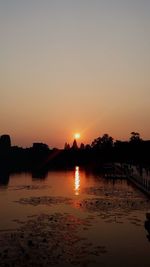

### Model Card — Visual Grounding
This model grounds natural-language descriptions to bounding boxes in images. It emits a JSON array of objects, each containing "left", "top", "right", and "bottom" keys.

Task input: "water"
[{"left": 0, "top": 167, "right": 150, "bottom": 266}]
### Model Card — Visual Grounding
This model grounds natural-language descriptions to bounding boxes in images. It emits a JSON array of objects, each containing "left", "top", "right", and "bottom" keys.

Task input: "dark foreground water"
[{"left": 0, "top": 167, "right": 150, "bottom": 267}]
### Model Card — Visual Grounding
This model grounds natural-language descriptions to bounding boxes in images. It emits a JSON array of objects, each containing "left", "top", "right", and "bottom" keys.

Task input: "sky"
[{"left": 0, "top": 0, "right": 150, "bottom": 148}]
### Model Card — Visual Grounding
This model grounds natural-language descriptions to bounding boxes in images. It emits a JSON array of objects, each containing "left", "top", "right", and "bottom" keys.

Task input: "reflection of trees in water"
[
  {"left": 0, "top": 168, "right": 48, "bottom": 186},
  {"left": 0, "top": 170, "right": 10, "bottom": 186},
  {"left": 145, "top": 213, "right": 150, "bottom": 242},
  {"left": 32, "top": 169, "right": 48, "bottom": 180}
]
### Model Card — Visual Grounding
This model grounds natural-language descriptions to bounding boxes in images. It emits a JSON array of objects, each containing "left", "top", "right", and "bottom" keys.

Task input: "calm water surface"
[{"left": 0, "top": 167, "right": 150, "bottom": 267}]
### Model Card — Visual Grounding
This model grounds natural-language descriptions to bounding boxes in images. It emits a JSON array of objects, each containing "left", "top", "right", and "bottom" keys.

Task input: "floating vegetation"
[
  {"left": 73, "top": 186, "right": 150, "bottom": 226},
  {"left": 10, "top": 184, "right": 49, "bottom": 191},
  {"left": 0, "top": 213, "right": 107, "bottom": 267},
  {"left": 15, "top": 196, "right": 72, "bottom": 206},
  {"left": 75, "top": 197, "right": 150, "bottom": 213},
  {"left": 84, "top": 186, "right": 146, "bottom": 199}
]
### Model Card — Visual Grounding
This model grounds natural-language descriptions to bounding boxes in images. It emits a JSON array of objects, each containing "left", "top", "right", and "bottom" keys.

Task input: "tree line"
[{"left": 0, "top": 132, "right": 150, "bottom": 172}]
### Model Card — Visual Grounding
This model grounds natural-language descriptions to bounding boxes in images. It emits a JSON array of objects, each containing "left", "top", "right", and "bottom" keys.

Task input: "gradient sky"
[{"left": 0, "top": 0, "right": 150, "bottom": 147}]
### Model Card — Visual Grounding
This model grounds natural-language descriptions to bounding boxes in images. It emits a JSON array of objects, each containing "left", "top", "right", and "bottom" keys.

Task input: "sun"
[{"left": 74, "top": 133, "right": 81, "bottom": 139}]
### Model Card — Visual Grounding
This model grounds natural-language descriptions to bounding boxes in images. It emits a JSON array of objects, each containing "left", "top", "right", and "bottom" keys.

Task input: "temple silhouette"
[{"left": 0, "top": 132, "right": 150, "bottom": 175}]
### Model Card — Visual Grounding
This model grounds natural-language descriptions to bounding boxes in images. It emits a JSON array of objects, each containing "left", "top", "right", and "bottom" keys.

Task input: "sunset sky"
[{"left": 0, "top": 0, "right": 150, "bottom": 148}]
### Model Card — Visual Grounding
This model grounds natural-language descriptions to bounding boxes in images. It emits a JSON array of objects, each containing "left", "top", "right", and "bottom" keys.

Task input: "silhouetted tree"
[
  {"left": 0, "top": 132, "right": 150, "bottom": 171},
  {"left": 91, "top": 137, "right": 101, "bottom": 149},
  {"left": 91, "top": 134, "right": 113, "bottom": 150},
  {"left": 32, "top": 143, "right": 49, "bottom": 152},
  {"left": 130, "top": 132, "right": 142, "bottom": 143},
  {"left": 84, "top": 144, "right": 91, "bottom": 150}
]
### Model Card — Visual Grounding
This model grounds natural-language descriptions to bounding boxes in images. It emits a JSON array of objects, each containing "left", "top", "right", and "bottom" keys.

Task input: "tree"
[
  {"left": 85, "top": 144, "right": 91, "bottom": 150},
  {"left": 130, "top": 132, "right": 142, "bottom": 143},
  {"left": 91, "top": 134, "right": 113, "bottom": 150}
]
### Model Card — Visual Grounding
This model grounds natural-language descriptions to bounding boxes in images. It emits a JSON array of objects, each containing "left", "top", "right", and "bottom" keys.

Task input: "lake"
[{"left": 0, "top": 167, "right": 150, "bottom": 267}]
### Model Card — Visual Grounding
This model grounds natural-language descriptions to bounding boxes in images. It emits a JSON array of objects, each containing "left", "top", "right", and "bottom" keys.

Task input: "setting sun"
[{"left": 74, "top": 133, "right": 81, "bottom": 139}]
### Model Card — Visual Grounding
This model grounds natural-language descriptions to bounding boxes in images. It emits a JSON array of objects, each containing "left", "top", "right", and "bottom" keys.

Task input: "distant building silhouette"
[
  {"left": 32, "top": 143, "right": 49, "bottom": 152},
  {"left": 72, "top": 139, "right": 78, "bottom": 150},
  {"left": 80, "top": 143, "right": 85, "bottom": 150},
  {"left": 0, "top": 131, "right": 150, "bottom": 171},
  {"left": 64, "top": 142, "right": 70, "bottom": 150},
  {"left": 0, "top": 134, "right": 11, "bottom": 153}
]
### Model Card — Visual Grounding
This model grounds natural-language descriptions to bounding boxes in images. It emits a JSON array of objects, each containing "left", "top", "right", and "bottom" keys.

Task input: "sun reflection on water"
[{"left": 74, "top": 166, "right": 80, "bottom": 196}]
